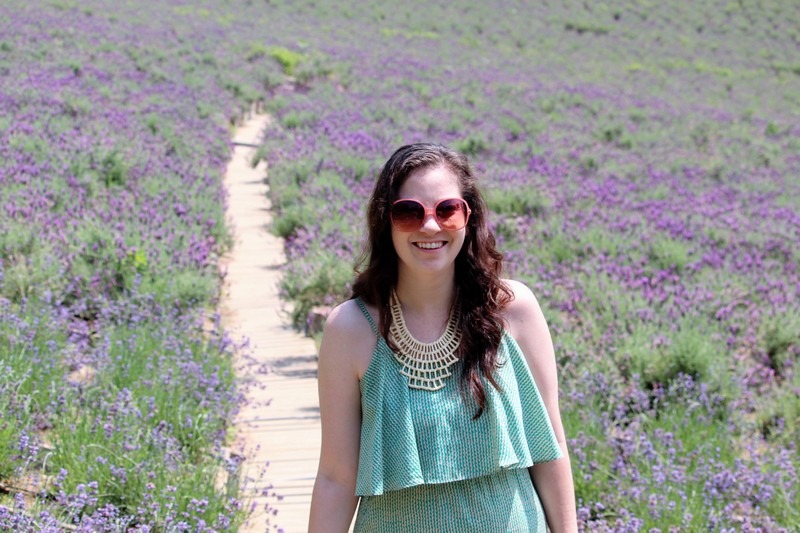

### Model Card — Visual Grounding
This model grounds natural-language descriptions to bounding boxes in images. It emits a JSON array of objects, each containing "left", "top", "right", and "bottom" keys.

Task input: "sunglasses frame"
[{"left": 390, "top": 197, "right": 472, "bottom": 232}]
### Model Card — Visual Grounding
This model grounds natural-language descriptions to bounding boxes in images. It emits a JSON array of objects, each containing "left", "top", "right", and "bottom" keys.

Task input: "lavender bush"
[
  {"left": 0, "top": 1, "right": 281, "bottom": 530},
  {"left": 1, "top": 0, "right": 798, "bottom": 530},
  {"left": 253, "top": 0, "right": 799, "bottom": 529}
]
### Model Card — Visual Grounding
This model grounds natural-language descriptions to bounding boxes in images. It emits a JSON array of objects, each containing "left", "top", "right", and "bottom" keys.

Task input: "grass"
[
  {"left": 249, "top": 0, "right": 799, "bottom": 528},
  {"left": 0, "top": 0, "right": 265, "bottom": 528},
  {"left": 2, "top": 0, "right": 799, "bottom": 529},
  {"left": 44, "top": 319, "right": 241, "bottom": 529}
]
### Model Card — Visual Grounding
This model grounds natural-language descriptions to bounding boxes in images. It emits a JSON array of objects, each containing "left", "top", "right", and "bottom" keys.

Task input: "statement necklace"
[{"left": 388, "top": 291, "right": 462, "bottom": 391}]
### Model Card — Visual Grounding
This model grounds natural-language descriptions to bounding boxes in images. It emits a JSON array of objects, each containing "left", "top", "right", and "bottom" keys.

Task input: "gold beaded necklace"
[{"left": 388, "top": 290, "right": 462, "bottom": 391}]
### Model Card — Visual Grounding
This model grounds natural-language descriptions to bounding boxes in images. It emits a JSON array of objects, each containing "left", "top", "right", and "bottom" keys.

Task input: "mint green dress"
[{"left": 353, "top": 299, "right": 563, "bottom": 532}]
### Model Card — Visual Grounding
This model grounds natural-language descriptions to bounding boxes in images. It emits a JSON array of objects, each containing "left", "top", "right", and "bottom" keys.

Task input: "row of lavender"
[
  {"left": 255, "top": 0, "right": 800, "bottom": 530},
  {"left": 2, "top": 0, "right": 798, "bottom": 530},
  {"left": 0, "top": 1, "right": 283, "bottom": 530}
]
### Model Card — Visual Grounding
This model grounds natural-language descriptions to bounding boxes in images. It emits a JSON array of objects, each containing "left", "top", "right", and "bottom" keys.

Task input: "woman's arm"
[
  {"left": 308, "top": 301, "right": 372, "bottom": 532},
  {"left": 504, "top": 279, "right": 578, "bottom": 533}
]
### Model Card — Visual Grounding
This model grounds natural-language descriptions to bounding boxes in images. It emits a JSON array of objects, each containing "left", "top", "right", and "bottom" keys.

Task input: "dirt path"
[{"left": 222, "top": 112, "right": 321, "bottom": 533}]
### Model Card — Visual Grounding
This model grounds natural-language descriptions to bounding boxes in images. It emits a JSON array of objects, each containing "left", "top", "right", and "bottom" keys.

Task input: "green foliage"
[
  {"left": 221, "top": 77, "right": 261, "bottom": 103},
  {"left": 281, "top": 249, "right": 354, "bottom": 327},
  {"left": 499, "top": 115, "right": 525, "bottom": 140},
  {"left": 454, "top": 135, "right": 487, "bottom": 156},
  {"left": 144, "top": 113, "right": 161, "bottom": 134},
  {"left": 245, "top": 41, "right": 269, "bottom": 62},
  {"left": 661, "top": 325, "right": 725, "bottom": 385},
  {"left": 403, "top": 80, "right": 432, "bottom": 100},
  {"left": 5, "top": 0, "right": 798, "bottom": 526},
  {"left": 1, "top": 247, "right": 65, "bottom": 303},
  {"left": 139, "top": 269, "right": 217, "bottom": 308},
  {"left": 128, "top": 249, "right": 148, "bottom": 272},
  {"left": 566, "top": 372, "right": 740, "bottom": 528},
  {"left": 66, "top": 58, "right": 82, "bottom": 75},
  {"left": 293, "top": 50, "right": 334, "bottom": 86},
  {"left": 63, "top": 94, "right": 91, "bottom": 115},
  {"left": 764, "top": 121, "right": 782, "bottom": 137},
  {"left": 596, "top": 122, "right": 633, "bottom": 148},
  {"left": 48, "top": 320, "right": 241, "bottom": 526},
  {"left": 267, "top": 160, "right": 312, "bottom": 212},
  {"left": 281, "top": 110, "right": 317, "bottom": 129},
  {"left": 339, "top": 154, "right": 377, "bottom": 182},
  {"left": 0, "top": 223, "right": 67, "bottom": 302},
  {"left": 756, "top": 381, "right": 800, "bottom": 446},
  {"left": 562, "top": 402, "right": 616, "bottom": 506},
  {"left": 542, "top": 231, "right": 584, "bottom": 264},
  {"left": 0, "top": 302, "right": 67, "bottom": 415},
  {"left": 260, "top": 71, "right": 282, "bottom": 91},
  {"left": 759, "top": 311, "right": 800, "bottom": 374},
  {"left": 271, "top": 203, "right": 314, "bottom": 238},
  {"left": 689, "top": 121, "right": 716, "bottom": 152},
  {"left": 580, "top": 156, "right": 598, "bottom": 174},
  {"left": 66, "top": 221, "right": 206, "bottom": 303},
  {"left": 619, "top": 319, "right": 726, "bottom": 389},
  {"left": 72, "top": 222, "right": 120, "bottom": 271},
  {"left": 636, "top": 407, "right": 733, "bottom": 528},
  {"left": 770, "top": 61, "right": 800, "bottom": 76},
  {"left": 629, "top": 108, "right": 648, "bottom": 123},
  {"left": 564, "top": 20, "right": 611, "bottom": 35},
  {"left": 250, "top": 144, "right": 269, "bottom": 168},
  {"left": 485, "top": 186, "right": 549, "bottom": 217},
  {"left": 0, "top": 411, "right": 18, "bottom": 480},
  {"left": 270, "top": 46, "right": 304, "bottom": 76},
  {"left": 578, "top": 226, "right": 626, "bottom": 259},
  {"left": 380, "top": 27, "right": 439, "bottom": 40},
  {"left": 196, "top": 101, "right": 214, "bottom": 119},
  {"left": 9, "top": 134, "right": 49, "bottom": 161},
  {"left": 491, "top": 217, "right": 519, "bottom": 244},
  {"left": 108, "top": 322, "right": 234, "bottom": 455},
  {"left": 269, "top": 166, "right": 355, "bottom": 240},
  {"left": 647, "top": 236, "right": 691, "bottom": 272},
  {"left": 264, "top": 95, "right": 288, "bottom": 113},
  {"left": 99, "top": 149, "right": 129, "bottom": 187},
  {"left": 0, "top": 222, "right": 38, "bottom": 263}
]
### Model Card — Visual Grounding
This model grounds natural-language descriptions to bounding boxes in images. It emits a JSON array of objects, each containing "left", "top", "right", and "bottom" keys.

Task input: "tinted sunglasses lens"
[
  {"left": 436, "top": 199, "right": 467, "bottom": 229},
  {"left": 391, "top": 200, "right": 424, "bottom": 231}
]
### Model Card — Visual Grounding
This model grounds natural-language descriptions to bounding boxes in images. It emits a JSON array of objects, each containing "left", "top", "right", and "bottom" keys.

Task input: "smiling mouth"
[{"left": 414, "top": 242, "right": 445, "bottom": 250}]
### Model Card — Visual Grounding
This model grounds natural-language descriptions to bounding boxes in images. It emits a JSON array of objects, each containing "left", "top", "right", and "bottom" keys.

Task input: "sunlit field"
[
  {"left": 0, "top": 2, "right": 264, "bottom": 530},
  {"left": 1, "top": 0, "right": 798, "bottom": 530}
]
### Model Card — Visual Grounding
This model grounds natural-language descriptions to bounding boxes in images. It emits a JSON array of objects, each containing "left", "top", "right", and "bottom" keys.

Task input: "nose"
[{"left": 419, "top": 212, "right": 442, "bottom": 233}]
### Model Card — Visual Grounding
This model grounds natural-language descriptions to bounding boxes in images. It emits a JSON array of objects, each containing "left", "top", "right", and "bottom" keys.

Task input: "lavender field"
[
  {"left": 0, "top": 1, "right": 268, "bottom": 530},
  {"left": 1, "top": 0, "right": 799, "bottom": 531}
]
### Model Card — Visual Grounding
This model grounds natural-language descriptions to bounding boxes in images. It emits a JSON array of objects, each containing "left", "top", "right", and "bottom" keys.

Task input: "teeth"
[{"left": 416, "top": 242, "right": 444, "bottom": 249}]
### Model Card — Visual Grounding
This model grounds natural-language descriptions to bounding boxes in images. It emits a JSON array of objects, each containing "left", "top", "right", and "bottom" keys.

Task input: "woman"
[{"left": 308, "top": 143, "right": 577, "bottom": 532}]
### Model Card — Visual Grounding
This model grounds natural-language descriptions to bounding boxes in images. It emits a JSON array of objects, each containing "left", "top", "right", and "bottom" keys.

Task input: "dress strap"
[{"left": 355, "top": 298, "right": 379, "bottom": 335}]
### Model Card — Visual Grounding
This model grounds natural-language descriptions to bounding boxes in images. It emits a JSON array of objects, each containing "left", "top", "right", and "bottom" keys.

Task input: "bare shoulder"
[
  {"left": 500, "top": 278, "right": 556, "bottom": 371},
  {"left": 319, "top": 299, "right": 378, "bottom": 378},
  {"left": 323, "top": 299, "right": 375, "bottom": 337},
  {"left": 501, "top": 279, "right": 546, "bottom": 335}
]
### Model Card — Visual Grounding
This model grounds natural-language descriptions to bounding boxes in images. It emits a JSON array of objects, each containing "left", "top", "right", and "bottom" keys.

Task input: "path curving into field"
[{"left": 222, "top": 112, "right": 321, "bottom": 533}]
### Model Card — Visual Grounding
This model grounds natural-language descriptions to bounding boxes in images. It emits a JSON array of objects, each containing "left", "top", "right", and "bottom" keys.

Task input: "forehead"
[{"left": 397, "top": 164, "right": 461, "bottom": 201}]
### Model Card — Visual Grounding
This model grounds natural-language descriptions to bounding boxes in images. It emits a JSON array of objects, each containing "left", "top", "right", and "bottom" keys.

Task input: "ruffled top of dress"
[{"left": 354, "top": 298, "right": 562, "bottom": 497}]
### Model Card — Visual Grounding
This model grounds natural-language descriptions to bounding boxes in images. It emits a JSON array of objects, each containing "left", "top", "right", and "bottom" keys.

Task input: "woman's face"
[{"left": 391, "top": 164, "right": 467, "bottom": 280}]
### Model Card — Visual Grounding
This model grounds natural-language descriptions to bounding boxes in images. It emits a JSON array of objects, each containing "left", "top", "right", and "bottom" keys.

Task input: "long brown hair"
[{"left": 352, "top": 143, "right": 512, "bottom": 418}]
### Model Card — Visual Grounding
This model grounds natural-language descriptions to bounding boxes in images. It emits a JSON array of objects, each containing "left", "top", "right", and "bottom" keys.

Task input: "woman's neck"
[{"left": 394, "top": 271, "right": 456, "bottom": 317}]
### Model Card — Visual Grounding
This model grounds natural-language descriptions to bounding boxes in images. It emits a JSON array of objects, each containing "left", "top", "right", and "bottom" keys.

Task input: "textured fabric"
[
  {"left": 354, "top": 467, "right": 546, "bottom": 533},
  {"left": 354, "top": 298, "right": 562, "bottom": 497}
]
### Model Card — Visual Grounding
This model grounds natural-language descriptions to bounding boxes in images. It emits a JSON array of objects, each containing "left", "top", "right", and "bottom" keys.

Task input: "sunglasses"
[{"left": 390, "top": 198, "right": 472, "bottom": 232}]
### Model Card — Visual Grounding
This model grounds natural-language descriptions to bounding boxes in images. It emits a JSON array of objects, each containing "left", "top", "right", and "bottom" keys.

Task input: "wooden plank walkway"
[{"left": 221, "top": 113, "right": 321, "bottom": 533}]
